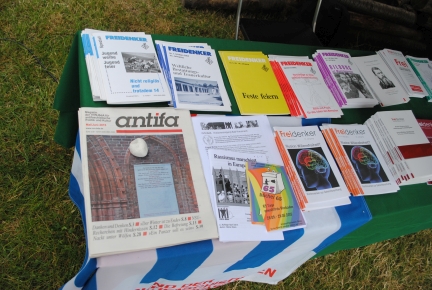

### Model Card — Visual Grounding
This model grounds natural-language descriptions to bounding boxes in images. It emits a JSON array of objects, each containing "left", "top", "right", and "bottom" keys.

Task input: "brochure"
[
  {"left": 218, "top": 51, "right": 290, "bottom": 115},
  {"left": 245, "top": 162, "right": 306, "bottom": 231},
  {"left": 78, "top": 107, "right": 218, "bottom": 257},
  {"left": 274, "top": 126, "right": 351, "bottom": 210},
  {"left": 406, "top": 56, "right": 432, "bottom": 101}
]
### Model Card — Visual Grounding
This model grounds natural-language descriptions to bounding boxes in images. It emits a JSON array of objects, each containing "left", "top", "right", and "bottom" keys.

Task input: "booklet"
[
  {"left": 155, "top": 41, "right": 231, "bottom": 112},
  {"left": 406, "top": 56, "right": 432, "bottom": 101},
  {"left": 245, "top": 162, "right": 306, "bottom": 231},
  {"left": 269, "top": 56, "right": 343, "bottom": 119},
  {"left": 313, "top": 50, "right": 379, "bottom": 109},
  {"left": 274, "top": 126, "right": 351, "bottom": 210},
  {"left": 91, "top": 32, "right": 171, "bottom": 104},
  {"left": 208, "top": 149, "right": 284, "bottom": 241},
  {"left": 321, "top": 124, "right": 399, "bottom": 195},
  {"left": 218, "top": 51, "right": 290, "bottom": 115},
  {"left": 378, "top": 49, "right": 427, "bottom": 98},
  {"left": 351, "top": 54, "right": 409, "bottom": 107},
  {"left": 78, "top": 107, "right": 218, "bottom": 257}
]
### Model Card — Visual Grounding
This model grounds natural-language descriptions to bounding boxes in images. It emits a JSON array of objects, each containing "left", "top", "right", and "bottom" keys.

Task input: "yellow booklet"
[{"left": 219, "top": 51, "right": 290, "bottom": 115}]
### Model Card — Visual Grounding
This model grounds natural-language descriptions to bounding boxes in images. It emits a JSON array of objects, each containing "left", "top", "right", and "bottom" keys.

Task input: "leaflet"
[
  {"left": 91, "top": 32, "right": 171, "bottom": 104},
  {"left": 155, "top": 41, "right": 231, "bottom": 112},
  {"left": 321, "top": 124, "right": 399, "bottom": 195},
  {"left": 208, "top": 149, "right": 283, "bottom": 241},
  {"left": 246, "top": 162, "right": 306, "bottom": 231},
  {"left": 274, "top": 126, "right": 350, "bottom": 211},
  {"left": 78, "top": 107, "right": 218, "bottom": 257}
]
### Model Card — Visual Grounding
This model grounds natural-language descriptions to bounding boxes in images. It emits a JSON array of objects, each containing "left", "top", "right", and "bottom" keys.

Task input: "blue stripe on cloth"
[
  {"left": 140, "top": 239, "right": 214, "bottom": 283},
  {"left": 301, "top": 118, "right": 331, "bottom": 127},
  {"left": 312, "top": 196, "right": 372, "bottom": 253},
  {"left": 224, "top": 229, "right": 304, "bottom": 272},
  {"left": 75, "top": 132, "right": 81, "bottom": 159}
]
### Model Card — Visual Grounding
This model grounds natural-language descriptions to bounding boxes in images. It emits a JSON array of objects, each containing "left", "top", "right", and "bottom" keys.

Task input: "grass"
[{"left": 0, "top": 0, "right": 431, "bottom": 289}]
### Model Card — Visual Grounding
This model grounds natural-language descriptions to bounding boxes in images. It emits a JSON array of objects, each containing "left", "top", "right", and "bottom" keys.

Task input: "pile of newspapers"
[
  {"left": 365, "top": 110, "right": 432, "bottom": 185},
  {"left": 155, "top": 40, "right": 232, "bottom": 112},
  {"left": 81, "top": 29, "right": 171, "bottom": 104}
]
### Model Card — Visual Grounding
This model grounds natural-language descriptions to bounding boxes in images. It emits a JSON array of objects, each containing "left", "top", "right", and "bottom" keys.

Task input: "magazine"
[
  {"left": 155, "top": 41, "right": 231, "bottom": 112},
  {"left": 321, "top": 124, "right": 399, "bottom": 195},
  {"left": 351, "top": 54, "right": 409, "bottom": 107},
  {"left": 406, "top": 56, "right": 432, "bottom": 101},
  {"left": 313, "top": 50, "right": 378, "bottom": 108},
  {"left": 78, "top": 107, "right": 218, "bottom": 257},
  {"left": 269, "top": 56, "right": 343, "bottom": 118},
  {"left": 274, "top": 126, "right": 351, "bottom": 210},
  {"left": 218, "top": 51, "right": 290, "bottom": 115},
  {"left": 378, "top": 49, "right": 427, "bottom": 98},
  {"left": 90, "top": 32, "right": 171, "bottom": 104}
]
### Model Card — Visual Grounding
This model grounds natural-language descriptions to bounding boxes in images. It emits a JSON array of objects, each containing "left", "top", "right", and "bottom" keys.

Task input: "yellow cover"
[{"left": 219, "top": 51, "right": 290, "bottom": 115}]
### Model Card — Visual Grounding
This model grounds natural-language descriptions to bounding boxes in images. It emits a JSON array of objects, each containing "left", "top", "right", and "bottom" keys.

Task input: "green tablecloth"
[{"left": 54, "top": 31, "right": 432, "bottom": 256}]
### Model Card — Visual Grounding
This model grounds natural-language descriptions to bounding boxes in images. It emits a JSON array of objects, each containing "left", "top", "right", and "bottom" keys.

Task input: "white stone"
[{"left": 129, "top": 138, "right": 148, "bottom": 157}]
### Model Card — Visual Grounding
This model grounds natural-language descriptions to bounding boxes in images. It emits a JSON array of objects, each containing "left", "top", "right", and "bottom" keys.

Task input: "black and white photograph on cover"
[
  {"left": 344, "top": 144, "right": 389, "bottom": 184},
  {"left": 212, "top": 167, "right": 249, "bottom": 207},
  {"left": 174, "top": 77, "right": 224, "bottom": 106},
  {"left": 288, "top": 147, "right": 339, "bottom": 191},
  {"left": 86, "top": 134, "right": 198, "bottom": 222},
  {"left": 335, "top": 72, "right": 374, "bottom": 99},
  {"left": 122, "top": 52, "right": 161, "bottom": 73},
  {"left": 371, "top": 67, "right": 395, "bottom": 89}
]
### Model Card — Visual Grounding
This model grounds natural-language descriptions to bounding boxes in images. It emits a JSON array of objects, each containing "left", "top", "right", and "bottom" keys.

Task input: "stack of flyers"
[
  {"left": 269, "top": 55, "right": 343, "bottom": 118},
  {"left": 351, "top": 54, "right": 409, "bottom": 107},
  {"left": 313, "top": 50, "right": 379, "bottom": 108},
  {"left": 155, "top": 40, "right": 231, "bottom": 112},
  {"left": 377, "top": 49, "right": 427, "bottom": 98},
  {"left": 245, "top": 162, "right": 306, "bottom": 231},
  {"left": 274, "top": 126, "right": 351, "bottom": 211},
  {"left": 80, "top": 29, "right": 171, "bottom": 104},
  {"left": 321, "top": 124, "right": 399, "bottom": 195},
  {"left": 365, "top": 110, "right": 432, "bottom": 185},
  {"left": 406, "top": 56, "right": 432, "bottom": 101}
]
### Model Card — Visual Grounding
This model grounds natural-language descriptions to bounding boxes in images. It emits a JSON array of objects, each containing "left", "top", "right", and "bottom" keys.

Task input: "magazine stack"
[
  {"left": 81, "top": 29, "right": 171, "bottom": 104},
  {"left": 365, "top": 110, "right": 432, "bottom": 185},
  {"left": 312, "top": 50, "right": 379, "bottom": 109},
  {"left": 320, "top": 124, "right": 400, "bottom": 195},
  {"left": 155, "top": 41, "right": 232, "bottom": 112},
  {"left": 77, "top": 107, "right": 218, "bottom": 257},
  {"left": 351, "top": 54, "right": 409, "bottom": 107},
  {"left": 377, "top": 49, "right": 428, "bottom": 98},
  {"left": 218, "top": 51, "right": 290, "bottom": 115},
  {"left": 406, "top": 55, "right": 432, "bottom": 102},
  {"left": 274, "top": 126, "right": 351, "bottom": 211},
  {"left": 269, "top": 55, "right": 343, "bottom": 119}
]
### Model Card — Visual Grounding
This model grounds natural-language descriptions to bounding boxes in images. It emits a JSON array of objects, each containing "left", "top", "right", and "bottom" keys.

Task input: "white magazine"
[
  {"left": 406, "top": 55, "right": 432, "bottom": 100},
  {"left": 155, "top": 40, "right": 231, "bottom": 112},
  {"left": 378, "top": 49, "right": 427, "bottom": 98},
  {"left": 274, "top": 126, "right": 351, "bottom": 210},
  {"left": 78, "top": 107, "right": 218, "bottom": 257},
  {"left": 321, "top": 124, "right": 399, "bottom": 195},
  {"left": 272, "top": 57, "right": 343, "bottom": 118},
  {"left": 91, "top": 32, "right": 171, "bottom": 104},
  {"left": 351, "top": 54, "right": 409, "bottom": 107}
]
